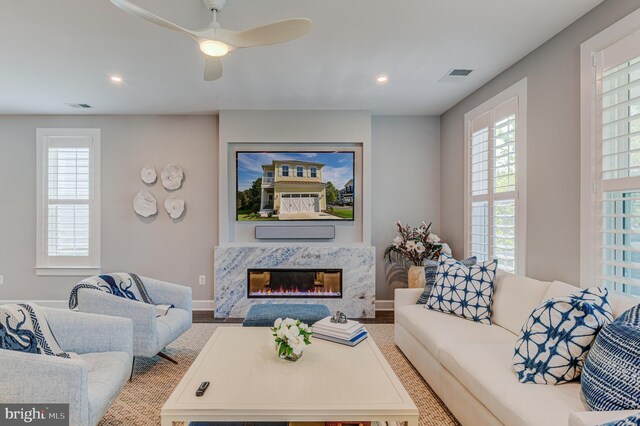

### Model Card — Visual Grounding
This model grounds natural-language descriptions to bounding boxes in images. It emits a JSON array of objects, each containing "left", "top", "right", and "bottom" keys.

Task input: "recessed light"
[
  {"left": 376, "top": 75, "right": 389, "bottom": 84},
  {"left": 110, "top": 75, "right": 123, "bottom": 83}
]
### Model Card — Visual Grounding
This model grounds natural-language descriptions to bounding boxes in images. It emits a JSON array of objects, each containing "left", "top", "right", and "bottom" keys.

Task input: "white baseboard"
[
  {"left": 192, "top": 300, "right": 215, "bottom": 310},
  {"left": 375, "top": 299, "right": 394, "bottom": 311},
  {"left": 0, "top": 299, "right": 394, "bottom": 312}
]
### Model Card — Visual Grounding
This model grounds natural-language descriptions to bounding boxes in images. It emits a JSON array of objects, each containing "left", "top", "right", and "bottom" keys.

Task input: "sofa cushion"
[
  {"left": 440, "top": 342, "right": 587, "bottom": 426},
  {"left": 542, "top": 280, "right": 581, "bottom": 300},
  {"left": 156, "top": 308, "right": 191, "bottom": 350},
  {"left": 609, "top": 293, "right": 640, "bottom": 319},
  {"left": 80, "top": 351, "right": 130, "bottom": 426},
  {"left": 512, "top": 287, "right": 614, "bottom": 385},
  {"left": 582, "top": 304, "right": 640, "bottom": 411},
  {"left": 492, "top": 272, "right": 550, "bottom": 335},
  {"left": 395, "top": 304, "right": 516, "bottom": 360},
  {"left": 426, "top": 253, "right": 498, "bottom": 324}
]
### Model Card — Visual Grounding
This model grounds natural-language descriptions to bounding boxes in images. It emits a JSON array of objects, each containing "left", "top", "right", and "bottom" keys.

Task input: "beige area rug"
[{"left": 99, "top": 324, "right": 459, "bottom": 426}]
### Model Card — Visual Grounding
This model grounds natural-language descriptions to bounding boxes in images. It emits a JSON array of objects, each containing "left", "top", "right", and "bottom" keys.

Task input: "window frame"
[
  {"left": 296, "top": 165, "right": 305, "bottom": 178},
  {"left": 463, "top": 78, "right": 528, "bottom": 274},
  {"left": 36, "top": 128, "right": 101, "bottom": 276},
  {"left": 580, "top": 8, "right": 640, "bottom": 290},
  {"left": 281, "top": 164, "right": 290, "bottom": 177},
  {"left": 310, "top": 167, "right": 317, "bottom": 178}
]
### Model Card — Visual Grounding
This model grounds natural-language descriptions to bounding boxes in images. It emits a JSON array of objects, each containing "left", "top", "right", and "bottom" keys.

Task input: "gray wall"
[
  {"left": 372, "top": 116, "right": 440, "bottom": 300},
  {"left": 0, "top": 113, "right": 438, "bottom": 303},
  {"left": 0, "top": 116, "right": 218, "bottom": 305},
  {"left": 439, "top": 0, "right": 640, "bottom": 285}
]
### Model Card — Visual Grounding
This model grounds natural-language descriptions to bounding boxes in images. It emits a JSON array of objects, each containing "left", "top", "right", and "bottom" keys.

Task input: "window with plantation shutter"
[
  {"left": 582, "top": 22, "right": 640, "bottom": 297},
  {"left": 36, "top": 129, "right": 101, "bottom": 276},
  {"left": 464, "top": 79, "right": 527, "bottom": 274}
]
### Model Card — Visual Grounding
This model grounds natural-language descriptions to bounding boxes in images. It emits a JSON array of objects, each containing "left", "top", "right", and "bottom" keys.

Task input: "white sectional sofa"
[{"left": 394, "top": 272, "right": 639, "bottom": 426}]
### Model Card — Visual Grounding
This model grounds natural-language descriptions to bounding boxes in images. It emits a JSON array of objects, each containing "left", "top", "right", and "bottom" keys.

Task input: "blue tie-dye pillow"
[{"left": 512, "top": 287, "right": 613, "bottom": 385}]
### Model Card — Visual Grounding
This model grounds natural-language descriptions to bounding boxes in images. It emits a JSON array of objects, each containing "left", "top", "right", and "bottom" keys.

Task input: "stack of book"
[{"left": 313, "top": 316, "right": 368, "bottom": 346}]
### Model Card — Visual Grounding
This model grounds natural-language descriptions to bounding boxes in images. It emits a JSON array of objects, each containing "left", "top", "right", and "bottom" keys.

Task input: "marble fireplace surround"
[{"left": 214, "top": 245, "right": 375, "bottom": 318}]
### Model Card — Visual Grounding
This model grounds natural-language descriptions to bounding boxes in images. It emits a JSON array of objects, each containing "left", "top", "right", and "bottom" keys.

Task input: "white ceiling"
[{"left": 0, "top": 0, "right": 603, "bottom": 115}]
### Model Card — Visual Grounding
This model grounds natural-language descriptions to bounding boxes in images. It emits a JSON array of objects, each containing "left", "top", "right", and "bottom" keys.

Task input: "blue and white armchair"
[
  {"left": 74, "top": 276, "right": 192, "bottom": 362},
  {"left": 0, "top": 308, "right": 133, "bottom": 426}
]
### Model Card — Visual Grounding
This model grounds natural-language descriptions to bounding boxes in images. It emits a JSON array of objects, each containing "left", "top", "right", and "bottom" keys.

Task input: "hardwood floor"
[{"left": 193, "top": 310, "right": 394, "bottom": 324}]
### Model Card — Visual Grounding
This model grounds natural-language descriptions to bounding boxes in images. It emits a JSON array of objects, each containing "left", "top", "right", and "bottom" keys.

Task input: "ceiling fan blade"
[
  {"left": 110, "top": 0, "right": 196, "bottom": 36},
  {"left": 222, "top": 18, "right": 312, "bottom": 48},
  {"left": 204, "top": 57, "right": 223, "bottom": 81}
]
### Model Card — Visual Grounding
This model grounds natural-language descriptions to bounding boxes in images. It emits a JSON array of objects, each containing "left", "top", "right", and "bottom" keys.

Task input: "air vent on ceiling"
[
  {"left": 439, "top": 69, "right": 474, "bottom": 83},
  {"left": 66, "top": 103, "right": 93, "bottom": 109}
]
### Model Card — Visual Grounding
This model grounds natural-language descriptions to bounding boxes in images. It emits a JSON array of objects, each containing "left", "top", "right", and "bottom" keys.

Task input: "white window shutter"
[
  {"left": 36, "top": 129, "right": 101, "bottom": 276},
  {"left": 465, "top": 81, "right": 526, "bottom": 274},
  {"left": 595, "top": 42, "right": 640, "bottom": 296}
]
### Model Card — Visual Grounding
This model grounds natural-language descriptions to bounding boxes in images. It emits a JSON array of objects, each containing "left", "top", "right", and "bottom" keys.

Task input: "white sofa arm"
[
  {"left": 395, "top": 288, "right": 424, "bottom": 310},
  {"left": 569, "top": 410, "right": 639, "bottom": 426}
]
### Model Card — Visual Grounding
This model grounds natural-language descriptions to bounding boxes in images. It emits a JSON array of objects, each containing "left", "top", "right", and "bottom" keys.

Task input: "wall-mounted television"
[{"left": 236, "top": 151, "right": 355, "bottom": 221}]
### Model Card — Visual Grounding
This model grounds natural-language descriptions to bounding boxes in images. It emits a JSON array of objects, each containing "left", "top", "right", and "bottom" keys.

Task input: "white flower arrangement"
[
  {"left": 270, "top": 317, "right": 313, "bottom": 360},
  {"left": 384, "top": 220, "right": 443, "bottom": 266}
]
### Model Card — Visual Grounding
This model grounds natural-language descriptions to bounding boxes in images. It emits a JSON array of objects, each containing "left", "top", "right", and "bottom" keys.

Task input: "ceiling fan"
[{"left": 110, "top": 0, "right": 313, "bottom": 81}]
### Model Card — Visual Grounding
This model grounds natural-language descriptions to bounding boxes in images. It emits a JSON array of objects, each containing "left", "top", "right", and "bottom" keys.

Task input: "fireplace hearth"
[{"left": 247, "top": 268, "right": 342, "bottom": 298}]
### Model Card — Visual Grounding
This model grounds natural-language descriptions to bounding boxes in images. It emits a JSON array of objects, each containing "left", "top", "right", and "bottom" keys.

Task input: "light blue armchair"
[
  {"left": 0, "top": 308, "right": 133, "bottom": 426},
  {"left": 74, "top": 276, "right": 192, "bottom": 361}
]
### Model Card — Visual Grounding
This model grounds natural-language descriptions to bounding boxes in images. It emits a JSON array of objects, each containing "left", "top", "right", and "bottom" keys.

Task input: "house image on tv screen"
[
  {"left": 260, "top": 160, "right": 327, "bottom": 217},
  {"left": 236, "top": 151, "right": 355, "bottom": 221}
]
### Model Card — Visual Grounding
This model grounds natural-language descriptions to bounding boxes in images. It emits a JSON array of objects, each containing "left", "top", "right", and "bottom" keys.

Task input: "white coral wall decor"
[
  {"left": 164, "top": 195, "right": 185, "bottom": 219},
  {"left": 133, "top": 189, "right": 158, "bottom": 217},
  {"left": 140, "top": 165, "right": 157, "bottom": 184},
  {"left": 161, "top": 164, "right": 184, "bottom": 190}
]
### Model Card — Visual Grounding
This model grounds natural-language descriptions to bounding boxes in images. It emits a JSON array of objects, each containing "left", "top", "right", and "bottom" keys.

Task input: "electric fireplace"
[{"left": 247, "top": 268, "right": 342, "bottom": 298}]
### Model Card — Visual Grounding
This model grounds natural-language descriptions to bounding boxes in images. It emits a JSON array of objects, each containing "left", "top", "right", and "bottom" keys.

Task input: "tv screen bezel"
[{"left": 235, "top": 150, "right": 356, "bottom": 222}]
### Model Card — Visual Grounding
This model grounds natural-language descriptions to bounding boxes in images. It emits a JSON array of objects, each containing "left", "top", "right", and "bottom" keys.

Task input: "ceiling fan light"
[{"left": 200, "top": 40, "right": 229, "bottom": 57}]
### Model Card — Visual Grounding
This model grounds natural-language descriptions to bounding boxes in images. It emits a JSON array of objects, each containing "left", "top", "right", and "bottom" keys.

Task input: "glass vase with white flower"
[
  {"left": 270, "top": 317, "right": 313, "bottom": 362},
  {"left": 384, "top": 221, "right": 443, "bottom": 266}
]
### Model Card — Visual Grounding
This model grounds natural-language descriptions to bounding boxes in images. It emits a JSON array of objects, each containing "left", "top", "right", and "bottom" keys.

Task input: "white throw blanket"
[
  {"left": 0, "top": 303, "right": 77, "bottom": 358},
  {"left": 69, "top": 273, "right": 173, "bottom": 317}
]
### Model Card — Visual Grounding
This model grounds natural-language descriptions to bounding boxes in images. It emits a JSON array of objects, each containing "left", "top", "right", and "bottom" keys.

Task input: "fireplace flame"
[{"left": 250, "top": 287, "right": 341, "bottom": 297}]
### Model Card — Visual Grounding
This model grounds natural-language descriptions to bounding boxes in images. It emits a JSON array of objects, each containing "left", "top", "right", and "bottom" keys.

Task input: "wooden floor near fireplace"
[{"left": 192, "top": 310, "right": 394, "bottom": 324}]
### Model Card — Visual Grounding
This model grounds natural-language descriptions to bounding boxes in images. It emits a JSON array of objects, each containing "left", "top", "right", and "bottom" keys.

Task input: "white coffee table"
[{"left": 161, "top": 327, "right": 419, "bottom": 426}]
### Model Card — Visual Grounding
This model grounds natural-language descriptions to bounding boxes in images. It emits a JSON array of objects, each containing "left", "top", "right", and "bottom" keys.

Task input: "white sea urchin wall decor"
[
  {"left": 140, "top": 165, "right": 157, "bottom": 184},
  {"left": 164, "top": 195, "right": 185, "bottom": 219},
  {"left": 161, "top": 164, "right": 183, "bottom": 190},
  {"left": 133, "top": 189, "right": 158, "bottom": 217}
]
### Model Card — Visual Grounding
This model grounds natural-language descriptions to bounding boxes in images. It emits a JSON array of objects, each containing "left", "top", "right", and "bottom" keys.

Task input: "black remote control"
[{"left": 195, "top": 381, "right": 210, "bottom": 397}]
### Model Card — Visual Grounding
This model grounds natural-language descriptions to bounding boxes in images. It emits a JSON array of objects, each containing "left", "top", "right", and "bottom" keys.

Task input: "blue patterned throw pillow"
[
  {"left": 417, "top": 257, "right": 477, "bottom": 304},
  {"left": 582, "top": 303, "right": 640, "bottom": 411},
  {"left": 512, "top": 287, "right": 613, "bottom": 385},
  {"left": 425, "top": 253, "right": 498, "bottom": 324},
  {"left": 600, "top": 412, "right": 640, "bottom": 426}
]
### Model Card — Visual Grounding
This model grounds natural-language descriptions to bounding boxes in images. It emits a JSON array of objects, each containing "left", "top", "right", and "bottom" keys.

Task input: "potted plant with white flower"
[
  {"left": 384, "top": 221, "right": 444, "bottom": 288},
  {"left": 270, "top": 317, "right": 313, "bottom": 361}
]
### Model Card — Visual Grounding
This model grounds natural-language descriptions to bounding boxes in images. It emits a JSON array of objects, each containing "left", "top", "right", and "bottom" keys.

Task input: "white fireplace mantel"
[{"left": 214, "top": 245, "right": 376, "bottom": 318}]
